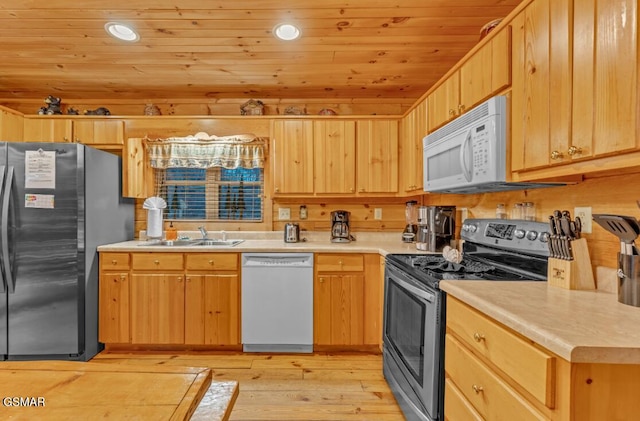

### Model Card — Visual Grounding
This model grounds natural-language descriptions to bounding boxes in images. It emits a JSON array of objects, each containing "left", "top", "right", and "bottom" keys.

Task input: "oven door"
[{"left": 383, "top": 261, "right": 443, "bottom": 421}]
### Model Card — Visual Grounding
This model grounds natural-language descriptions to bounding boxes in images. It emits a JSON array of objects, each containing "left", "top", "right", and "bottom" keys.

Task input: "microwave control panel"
[{"left": 471, "top": 123, "right": 491, "bottom": 179}]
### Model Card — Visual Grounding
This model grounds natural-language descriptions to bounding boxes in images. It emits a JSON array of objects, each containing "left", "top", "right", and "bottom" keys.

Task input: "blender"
[{"left": 402, "top": 200, "right": 418, "bottom": 243}]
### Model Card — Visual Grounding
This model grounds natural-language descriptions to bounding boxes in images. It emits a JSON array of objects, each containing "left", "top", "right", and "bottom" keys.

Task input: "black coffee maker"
[{"left": 331, "top": 210, "right": 352, "bottom": 243}]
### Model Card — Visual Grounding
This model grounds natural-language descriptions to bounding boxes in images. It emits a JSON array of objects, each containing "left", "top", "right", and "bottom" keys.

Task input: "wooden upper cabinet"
[
  {"left": 573, "top": 0, "right": 638, "bottom": 158},
  {"left": 0, "top": 107, "right": 24, "bottom": 142},
  {"left": 460, "top": 26, "right": 512, "bottom": 111},
  {"left": 271, "top": 119, "right": 314, "bottom": 195},
  {"left": 512, "top": 0, "right": 638, "bottom": 176},
  {"left": 400, "top": 100, "right": 426, "bottom": 193},
  {"left": 356, "top": 120, "right": 398, "bottom": 194},
  {"left": 313, "top": 120, "right": 356, "bottom": 194},
  {"left": 511, "top": 0, "right": 553, "bottom": 171},
  {"left": 427, "top": 71, "right": 460, "bottom": 131},
  {"left": 428, "top": 25, "right": 512, "bottom": 132},
  {"left": 23, "top": 117, "right": 73, "bottom": 143},
  {"left": 73, "top": 119, "right": 124, "bottom": 145}
]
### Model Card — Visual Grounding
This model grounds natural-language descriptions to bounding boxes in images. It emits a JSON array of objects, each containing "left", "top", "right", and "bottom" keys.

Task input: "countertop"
[
  {"left": 440, "top": 280, "right": 640, "bottom": 365},
  {"left": 0, "top": 361, "right": 238, "bottom": 421},
  {"left": 97, "top": 231, "right": 436, "bottom": 256}
]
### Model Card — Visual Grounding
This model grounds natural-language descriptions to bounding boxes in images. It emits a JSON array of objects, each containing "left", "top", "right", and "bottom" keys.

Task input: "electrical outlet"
[
  {"left": 574, "top": 206, "right": 592, "bottom": 234},
  {"left": 278, "top": 207, "right": 291, "bottom": 220},
  {"left": 374, "top": 208, "right": 383, "bottom": 220}
]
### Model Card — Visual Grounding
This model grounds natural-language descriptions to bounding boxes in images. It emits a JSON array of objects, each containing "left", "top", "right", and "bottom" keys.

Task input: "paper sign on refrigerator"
[{"left": 25, "top": 149, "right": 56, "bottom": 189}]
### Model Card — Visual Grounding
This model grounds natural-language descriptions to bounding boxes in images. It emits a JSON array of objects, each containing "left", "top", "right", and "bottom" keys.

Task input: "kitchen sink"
[
  {"left": 194, "top": 239, "right": 244, "bottom": 247},
  {"left": 139, "top": 239, "right": 244, "bottom": 247}
]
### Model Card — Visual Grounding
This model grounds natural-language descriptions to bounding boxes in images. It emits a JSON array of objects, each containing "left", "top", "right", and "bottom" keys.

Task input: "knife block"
[{"left": 547, "top": 238, "right": 595, "bottom": 290}]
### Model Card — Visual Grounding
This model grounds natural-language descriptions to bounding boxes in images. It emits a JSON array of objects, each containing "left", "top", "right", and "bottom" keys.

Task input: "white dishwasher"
[{"left": 241, "top": 253, "right": 313, "bottom": 353}]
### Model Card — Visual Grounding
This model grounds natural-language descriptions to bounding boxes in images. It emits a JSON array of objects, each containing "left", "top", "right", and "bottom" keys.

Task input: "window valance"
[{"left": 146, "top": 132, "right": 267, "bottom": 169}]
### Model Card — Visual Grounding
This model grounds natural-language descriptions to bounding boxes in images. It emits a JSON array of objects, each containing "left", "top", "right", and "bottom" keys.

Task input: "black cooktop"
[{"left": 386, "top": 253, "right": 546, "bottom": 288}]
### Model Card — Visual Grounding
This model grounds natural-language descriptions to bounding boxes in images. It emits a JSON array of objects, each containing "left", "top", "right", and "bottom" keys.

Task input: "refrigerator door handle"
[
  {"left": 0, "top": 165, "right": 5, "bottom": 294},
  {"left": 2, "top": 166, "right": 14, "bottom": 293}
]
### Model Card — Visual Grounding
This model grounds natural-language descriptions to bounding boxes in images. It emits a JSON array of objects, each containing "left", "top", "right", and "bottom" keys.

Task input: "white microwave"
[{"left": 423, "top": 96, "right": 564, "bottom": 193}]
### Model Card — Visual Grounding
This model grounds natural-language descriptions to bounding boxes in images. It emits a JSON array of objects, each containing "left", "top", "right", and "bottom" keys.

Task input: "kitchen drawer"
[
  {"left": 446, "top": 297, "right": 555, "bottom": 408},
  {"left": 444, "top": 377, "right": 483, "bottom": 421},
  {"left": 316, "top": 254, "right": 364, "bottom": 272},
  {"left": 100, "top": 253, "right": 130, "bottom": 270},
  {"left": 131, "top": 253, "right": 184, "bottom": 271},
  {"left": 445, "top": 334, "right": 548, "bottom": 421},
  {"left": 186, "top": 253, "right": 238, "bottom": 271}
]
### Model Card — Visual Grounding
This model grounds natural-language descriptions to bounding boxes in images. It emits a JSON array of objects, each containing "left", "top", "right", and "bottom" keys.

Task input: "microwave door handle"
[{"left": 460, "top": 129, "right": 473, "bottom": 182}]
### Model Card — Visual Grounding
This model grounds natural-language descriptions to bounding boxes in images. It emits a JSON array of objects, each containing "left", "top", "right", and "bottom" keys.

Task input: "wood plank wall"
[{"left": 133, "top": 170, "right": 640, "bottom": 273}]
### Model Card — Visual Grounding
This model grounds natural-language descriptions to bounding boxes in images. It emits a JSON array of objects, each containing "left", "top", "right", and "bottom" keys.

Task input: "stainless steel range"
[{"left": 383, "top": 218, "right": 550, "bottom": 421}]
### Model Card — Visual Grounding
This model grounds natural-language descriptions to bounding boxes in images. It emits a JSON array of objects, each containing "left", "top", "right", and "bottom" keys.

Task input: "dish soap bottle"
[{"left": 165, "top": 222, "right": 178, "bottom": 240}]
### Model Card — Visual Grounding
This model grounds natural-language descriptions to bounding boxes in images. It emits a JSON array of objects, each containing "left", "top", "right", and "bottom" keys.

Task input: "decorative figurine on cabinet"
[
  {"left": 37, "top": 95, "right": 63, "bottom": 115},
  {"left": 66, "top": 107, "right": 80, "bottom": 115},
  {"left": 240, "top": 99, "right": 264, "bottom": 115},
  {"left": 84, "top": 107, "right": 111, "bottom": 116}
]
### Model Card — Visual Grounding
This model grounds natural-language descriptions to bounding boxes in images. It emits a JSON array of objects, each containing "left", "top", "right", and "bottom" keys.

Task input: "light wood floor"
[{"left": 92, "top": 352, "right": 406, "bottom": 421}]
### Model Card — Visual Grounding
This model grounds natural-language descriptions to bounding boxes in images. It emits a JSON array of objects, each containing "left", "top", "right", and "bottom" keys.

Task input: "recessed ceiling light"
[
  {"left": 104, "top": 22, "right": 140, "bottom": 42},
  {"left": 273, "top": 23, "right": 301, "bottom": 41}
]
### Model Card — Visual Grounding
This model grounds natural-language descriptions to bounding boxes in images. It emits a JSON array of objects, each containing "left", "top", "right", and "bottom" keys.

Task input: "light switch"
[
  {"left": 374, "top": 208, "right": 383, "bottom": 220},
  {"left": 574, "top": 207, "right": 592, "bottom": 234}
]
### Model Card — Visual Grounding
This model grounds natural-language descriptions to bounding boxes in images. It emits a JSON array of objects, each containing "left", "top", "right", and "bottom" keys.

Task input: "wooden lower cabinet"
[
  {"left": 445, "top": 296, "right": 640, "bottom": 420},
  {"left": 185, "top": 274, "right": 240, "bottom": 345},
  {"left": 130, "top": 274, "right": 185, "bottom": 344},
  {"left": 99, "top": 252, "right": 240, "bottom": 348},
  {"left": 313, "top": 253, "right": 382, "bottom": 349}
]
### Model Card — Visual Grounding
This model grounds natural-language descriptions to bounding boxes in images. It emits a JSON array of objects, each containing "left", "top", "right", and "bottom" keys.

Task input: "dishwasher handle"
[{"left": 242, "top": 253, "right": 314, "bottom": 268}]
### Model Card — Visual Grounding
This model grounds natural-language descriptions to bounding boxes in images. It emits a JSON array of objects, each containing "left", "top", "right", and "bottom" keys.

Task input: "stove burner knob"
[
  {"left": 526, "top": 230, "right": 538, "bottom": 241},
  {"left": 514, "top": 229, "right": 526, "bottom": 239},
  {"left": 539, "top": 232, "right": 550, "bottom": 243},
  {"left": 463, "top": 224, "right": 478, "bottom": 233}
]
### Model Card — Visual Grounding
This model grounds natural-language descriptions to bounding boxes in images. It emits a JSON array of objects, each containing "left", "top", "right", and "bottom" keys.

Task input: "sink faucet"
[
  {"left": 198, "top": 226, "right": 209, "bottom": 239},
  {"left": 220, "top": 230, "right": 227, "bottom": 241}
]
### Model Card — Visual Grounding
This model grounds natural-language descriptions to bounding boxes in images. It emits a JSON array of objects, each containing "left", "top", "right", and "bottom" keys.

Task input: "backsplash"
[{"left": 133, "top": 170, "right": 639, "bottom": 272}]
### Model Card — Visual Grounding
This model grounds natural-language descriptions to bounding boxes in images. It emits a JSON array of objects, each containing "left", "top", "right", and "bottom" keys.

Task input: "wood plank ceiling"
[{"left": 0, "top": 1, "right": 523, "bottom": 103}]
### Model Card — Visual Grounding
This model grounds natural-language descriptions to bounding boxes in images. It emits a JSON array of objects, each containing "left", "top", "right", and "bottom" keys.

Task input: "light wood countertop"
[
  {"left": 97, "top": 231, "right": 435, "bottom": 256},
  {"left": 440, "top": 281, "right": 640, "bottom": 364}
]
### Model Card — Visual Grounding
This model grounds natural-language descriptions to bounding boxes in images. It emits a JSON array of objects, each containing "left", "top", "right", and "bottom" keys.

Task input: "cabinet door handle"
[
  {"left": 550, "top": 150, "right": 563, "bottom": 160},
  {"left": 119, "top": 275, "right": 126, "bottom": 281},
  {"left": 473, "top": 332, "right": 485, "bottom": 342},
  {"left": 274, "top": 187, "right": 280, "bottom": 193},
  {"left": 458, "top": 104, "right": 466, "bottom": 114},
  {"left": 319, "top": 277, "right": 325, "bottom": 283},
  {"left": 567, "top": 146, "right": 582, "bottom": 156},
  {"left": 472, "top": 384, "right": 484, "bottom": 394},
  {"left": 448, "top": 109, "right": 456, "bottom": 116}
]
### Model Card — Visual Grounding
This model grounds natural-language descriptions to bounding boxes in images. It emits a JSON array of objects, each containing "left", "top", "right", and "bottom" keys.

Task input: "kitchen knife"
[
  {"left": 553, "top": 210, "right": 569, "bottom": 259},
  {"left": 548, "top": 216, "right": 558, "bottom": 258},
  {"left": 572, "top": 216, "right": 582, "bottom": 239}
]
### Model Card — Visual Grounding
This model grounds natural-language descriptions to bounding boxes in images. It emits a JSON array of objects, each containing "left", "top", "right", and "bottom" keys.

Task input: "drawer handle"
[
  {"left": 111, "top": 259, "right": 118, "bottom": 265},
  {"left": 472, "top": 385, "right": 484, "bottom": 394},
  {"left": 208, "top": 259, "right": 214, "bottom": 265},
  {"left": 154, "top": 260, "right": 160, "bottom": 265},
  {"left": 473, "top": 333, "right": 485, "bottom": 342}
]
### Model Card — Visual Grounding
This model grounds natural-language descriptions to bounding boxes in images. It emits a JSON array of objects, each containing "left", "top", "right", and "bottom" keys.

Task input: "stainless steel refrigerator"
[{"left": 0, "top": 142, "right": 134, "bottom": 361}]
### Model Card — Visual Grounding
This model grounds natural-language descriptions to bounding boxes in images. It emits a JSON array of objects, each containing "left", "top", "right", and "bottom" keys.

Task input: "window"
[
  {"left": 146, "top": 132, "right": 267, "bottom": 222},
  {"left": 154, "top": 167, "right": 263, "bottom": 221}
]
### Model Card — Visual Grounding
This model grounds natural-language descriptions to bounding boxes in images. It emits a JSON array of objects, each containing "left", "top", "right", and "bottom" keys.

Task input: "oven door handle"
[
  {"left": 393, "top": 276, "right": 435, "bottom": 303},
  {"left": 460, "top": 129, "right": 473, "bottom": 182}
]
